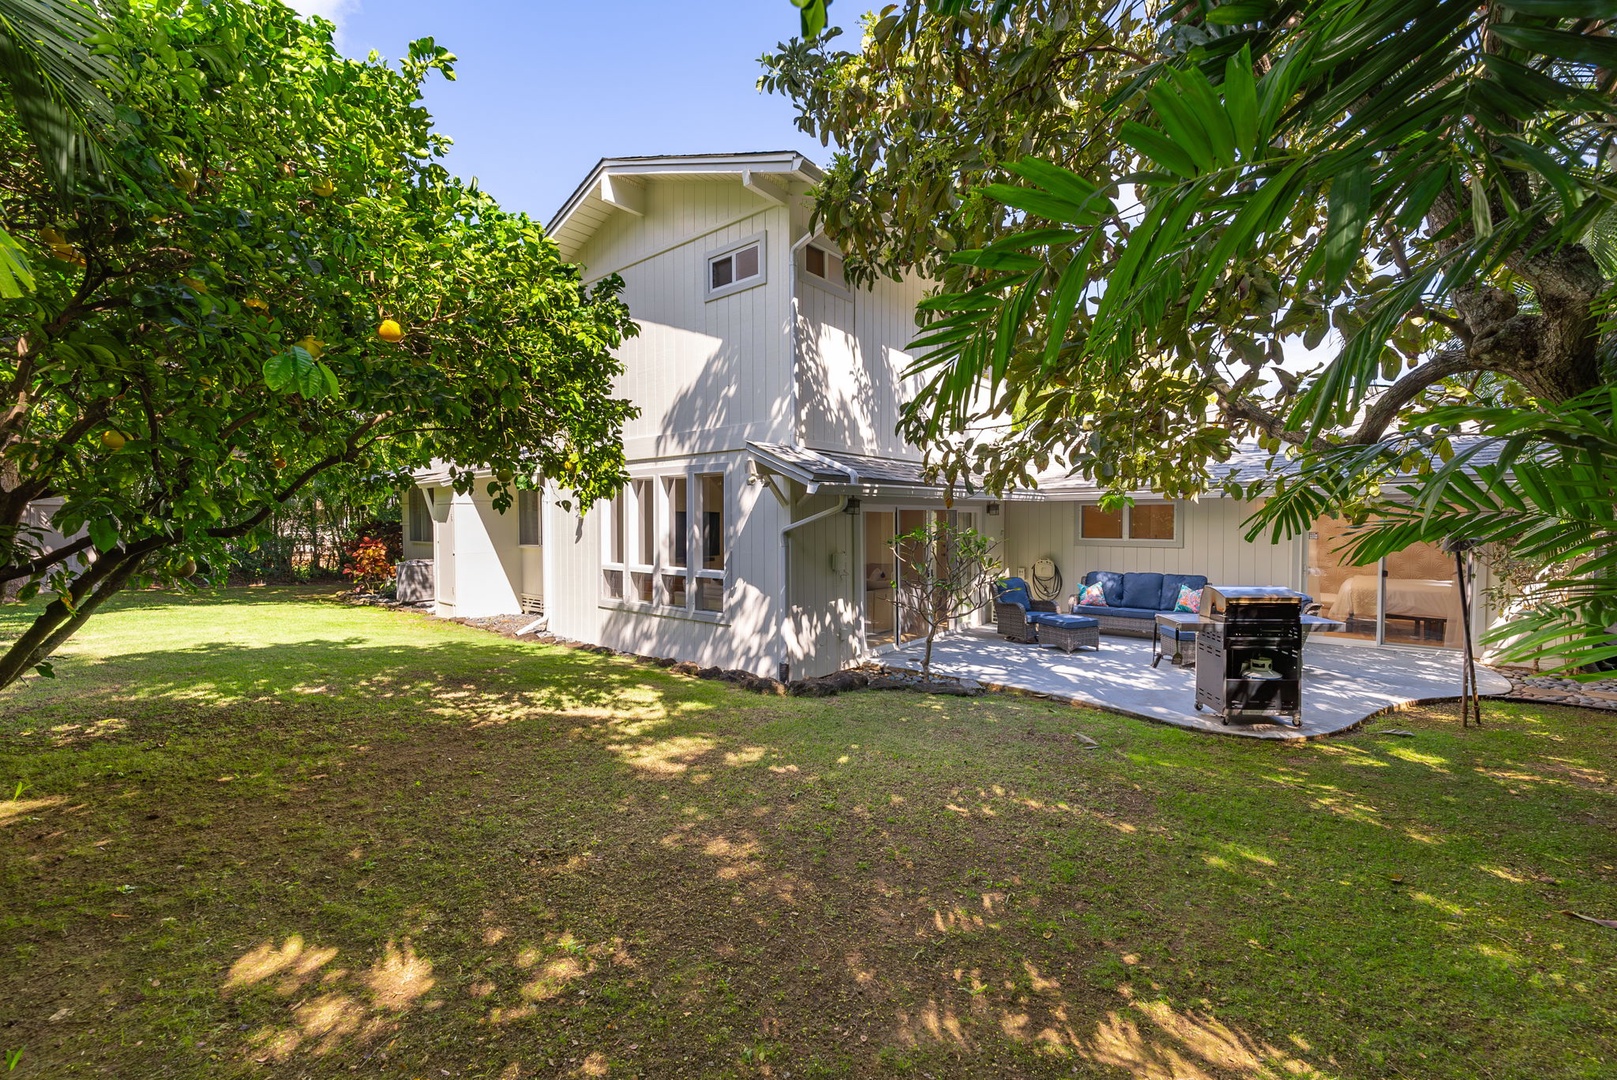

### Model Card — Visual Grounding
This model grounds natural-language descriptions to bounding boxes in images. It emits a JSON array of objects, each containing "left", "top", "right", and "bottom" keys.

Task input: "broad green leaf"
[
  {"left": 0, "top": 227, "right": 35, "bottom": 298},
  {"left": 1120, "top": 122, "right": 1198, "bottom": 179},
  {"left": 1223, "top": 46, "right": 1258, "bottom": 159},
  {"left": 87, "top": 517, "right": 118, "bottom": 553},
  {"left": 1323, "top": 158, "right": 1371, "bottom": 294},
  {"left": 1490, "top": 23, "right": 1617, "bottom": 68}
]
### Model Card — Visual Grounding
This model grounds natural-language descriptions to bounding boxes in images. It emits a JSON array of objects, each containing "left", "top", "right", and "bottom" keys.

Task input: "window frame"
[
  {"left": 407, "top": 487, "right": 433, "bottom": 544},
  {"left": 517, "top": 488, "right": 543, "bottom": 548},
  {"left": 705, "top": 233, "right": 767, "bottom": 302},
  {"left": 1075, "top": 500, "right": 1183, "bottom": 548},
  {"left": 800, "top": 240, "right": 851, "bottom": 300},
  {"left": 600, "top": 490, "right": 627, "bottom": 601},
  {"left": 598, "top": 465, "right": 729, "bottom": 622},
  {"left": 692, "top": 472, "right": 726, "bottom": 614}
]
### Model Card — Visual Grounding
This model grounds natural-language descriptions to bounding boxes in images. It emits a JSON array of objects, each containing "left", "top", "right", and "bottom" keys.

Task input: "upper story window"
[
  {"left": 804, "top": 243, "right": 843, "bottom": 284},
  {"left": 1078, "top": 502, "right": 1180, "bottom": 544},
  {"left": 407, "top": 487, "right": 433, "bottom": 543},
  {"left": 707, "top": 235, "right": 765, "bottom": 300},
  {"left": 518, "top": 489, "right": 542, "bottom": 547}
]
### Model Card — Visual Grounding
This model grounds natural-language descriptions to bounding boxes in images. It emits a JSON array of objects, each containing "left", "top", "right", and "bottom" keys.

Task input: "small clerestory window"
[{"left": 707, "top": 238, "right": 764, "bottom": 299}]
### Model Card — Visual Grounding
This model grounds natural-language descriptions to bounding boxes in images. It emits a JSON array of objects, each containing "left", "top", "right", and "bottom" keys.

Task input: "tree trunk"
[{"left": 0, "top": 544, "right": 153, "bottom": 689}]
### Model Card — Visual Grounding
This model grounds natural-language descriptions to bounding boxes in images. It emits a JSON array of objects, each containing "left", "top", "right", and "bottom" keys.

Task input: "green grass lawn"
[{"left": 0, "top": 587, "right": 1613, "bottom": 1079}]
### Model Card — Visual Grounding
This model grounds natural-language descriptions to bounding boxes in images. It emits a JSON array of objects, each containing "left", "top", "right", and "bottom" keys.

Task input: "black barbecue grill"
[{"left": 1193, "top": 585, "right": 1304, "bottom": 727}]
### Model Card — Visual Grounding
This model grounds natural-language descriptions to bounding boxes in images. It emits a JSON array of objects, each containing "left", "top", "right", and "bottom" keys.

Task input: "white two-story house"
[
  {"left": 409, "top": 152, "right": 1009, "bottom": 680},
  {"left": 408, "top": 152, "right": 1487, "bottom": 676}
]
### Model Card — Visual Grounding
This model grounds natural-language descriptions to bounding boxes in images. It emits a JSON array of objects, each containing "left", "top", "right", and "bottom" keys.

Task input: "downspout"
[
  {"left": 787, "top": 228, "right": 815, "bottom": 448},
  {"left": 779, "top": 493, "right": 850, "bottom": 680}
]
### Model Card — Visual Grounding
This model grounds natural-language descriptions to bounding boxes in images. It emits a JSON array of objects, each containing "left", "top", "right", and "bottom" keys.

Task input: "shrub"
[{"left": 342, "top": 537, "right": 396, "bottom": 594}]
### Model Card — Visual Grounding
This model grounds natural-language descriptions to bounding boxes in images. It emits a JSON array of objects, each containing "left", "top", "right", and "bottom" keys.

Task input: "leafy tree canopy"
[
  {"left": 761, "top": 0, "right": 1157, "bottom": 288},
  {"left": 0, "top": 0, "right": 638, "bottom": 687},
  {"left": 773, "top": 0, "right": 1617, "bottom": 671}
]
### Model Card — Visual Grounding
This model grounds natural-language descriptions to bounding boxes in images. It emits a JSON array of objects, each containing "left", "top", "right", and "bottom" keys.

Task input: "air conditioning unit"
[{"left": 395, "top": 559, "right": 434, "bottom": 603}]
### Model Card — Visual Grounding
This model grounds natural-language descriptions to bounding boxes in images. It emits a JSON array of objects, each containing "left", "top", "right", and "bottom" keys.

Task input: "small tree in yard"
[{"left": 888, "top": 519, "right": 999, "bottom": 681}]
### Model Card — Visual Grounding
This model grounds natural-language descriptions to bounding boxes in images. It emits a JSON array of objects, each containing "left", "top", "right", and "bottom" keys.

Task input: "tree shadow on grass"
[{"left": 0, "top": 634, "right": 715, "bottom": 740}]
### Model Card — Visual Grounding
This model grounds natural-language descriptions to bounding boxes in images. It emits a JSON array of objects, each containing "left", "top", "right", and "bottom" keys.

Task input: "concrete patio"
[{"left": 884, "top": 629, "right": 1512, "bottom": 740}]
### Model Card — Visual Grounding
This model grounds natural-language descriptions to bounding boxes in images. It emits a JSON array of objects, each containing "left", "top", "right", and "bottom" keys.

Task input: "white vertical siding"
[
  {"left": 1001, "top": 498, "right": 1304, "bottom": 596},
  {"left": 796, "top": 268, "right": 931, "bottom": 458},
  {"left": 578, "top": 179, "right": 794, "bottom": 460},
  {"left": 784, "top": 492, "right": 859, "bottom": 679}
]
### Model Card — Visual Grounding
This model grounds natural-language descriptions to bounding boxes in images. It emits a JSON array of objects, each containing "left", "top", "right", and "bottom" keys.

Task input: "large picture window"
[
  {"left": 601, "top": 491, "right": 626, "bottom": 600},
  {"left": 695, "top": 473, "right": 725, "bottom": 613},
  {"left": 1078, "top": 502, "right": 1179, "bottom": 544},
  {"left": 602, "top": 469, "right": 728, "bottom": 616}
]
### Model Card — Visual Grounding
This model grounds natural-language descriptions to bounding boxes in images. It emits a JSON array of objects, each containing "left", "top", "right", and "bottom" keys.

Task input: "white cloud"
[{"left": 285, "top": 0, "right": 358, "bottom": 37}]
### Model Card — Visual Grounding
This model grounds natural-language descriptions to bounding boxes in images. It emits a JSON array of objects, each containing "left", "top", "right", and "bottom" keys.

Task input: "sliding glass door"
[
  {"left": 1307, "top": 516, "right": 1464, "bottom": 648},
  {"left": 862, "top": 507, "right": 954, "bottom": 649}
]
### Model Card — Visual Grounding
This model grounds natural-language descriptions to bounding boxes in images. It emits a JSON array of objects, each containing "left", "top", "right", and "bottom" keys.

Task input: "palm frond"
[{"left": 0, "top": 0, "right": 120, "bottom": 196}]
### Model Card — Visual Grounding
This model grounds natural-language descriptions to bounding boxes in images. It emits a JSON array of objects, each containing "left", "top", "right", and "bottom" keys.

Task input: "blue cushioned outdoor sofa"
[{"left": 1074, "top": 571, "right": 1208, "bottom": 638}]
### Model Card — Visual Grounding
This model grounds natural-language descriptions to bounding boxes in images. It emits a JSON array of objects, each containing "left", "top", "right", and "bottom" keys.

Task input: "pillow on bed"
[
  {"left": 1077, "top": 582, "right": 1109, "bottom": 607},
  {"left": 1174, "top": 584, "right": 1201, "bottom": 613}
]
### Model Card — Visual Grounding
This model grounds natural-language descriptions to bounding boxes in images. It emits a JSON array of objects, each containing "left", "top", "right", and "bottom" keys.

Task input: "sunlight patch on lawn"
[
  {"left": 226, "top": 936, "right": 437, "bottom": 1063},
  {"left": 0, "top": 796, "right": 66, "bottom": 826}
]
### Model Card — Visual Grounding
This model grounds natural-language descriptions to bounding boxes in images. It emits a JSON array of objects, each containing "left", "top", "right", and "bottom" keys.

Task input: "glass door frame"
[
  {"left": 1303, "top": 522, "right": 1474, "bottom": 651},
  {"left": 860, "top": 503, "right": 985, "bottom": 655}
]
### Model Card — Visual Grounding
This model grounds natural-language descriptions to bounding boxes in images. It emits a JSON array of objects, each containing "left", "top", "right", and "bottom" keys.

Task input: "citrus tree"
[{"left": 0, "top": 0, "right": 637, "bottom": 688}]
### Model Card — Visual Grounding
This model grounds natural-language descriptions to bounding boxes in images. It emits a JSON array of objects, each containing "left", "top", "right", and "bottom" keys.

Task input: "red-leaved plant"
[{"left": 342, "top": 536, "right": 395, "bottom": 594}]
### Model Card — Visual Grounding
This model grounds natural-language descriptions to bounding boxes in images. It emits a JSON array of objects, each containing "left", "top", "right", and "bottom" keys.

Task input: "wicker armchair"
[{"left": 994, "top": 577, "right": 1056, "bottom": 643}]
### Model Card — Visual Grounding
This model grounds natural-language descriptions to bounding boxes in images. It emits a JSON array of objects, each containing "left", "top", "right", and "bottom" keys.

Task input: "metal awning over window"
[{"left": 746, "top": 442, "right": 1042, "bottom": 502}]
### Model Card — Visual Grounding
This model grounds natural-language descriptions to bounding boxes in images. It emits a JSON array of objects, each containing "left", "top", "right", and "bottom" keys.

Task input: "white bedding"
[{"left": 1328, "top": 574, "right": 1464, "bottom": 647}]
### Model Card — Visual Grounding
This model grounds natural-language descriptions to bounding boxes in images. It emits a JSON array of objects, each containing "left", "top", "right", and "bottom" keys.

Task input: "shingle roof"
[{"left": 1036, "top": 435, "right": 1506, "bottom": 499}]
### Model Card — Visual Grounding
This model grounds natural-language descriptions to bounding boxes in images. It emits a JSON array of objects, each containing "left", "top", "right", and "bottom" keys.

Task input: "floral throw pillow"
[
  {"left": 1174, "top": 584, "right": 1202, "bottom": 613},
  {"left": 1077, "top": 582, "right": 1109, "bottom": 607}
]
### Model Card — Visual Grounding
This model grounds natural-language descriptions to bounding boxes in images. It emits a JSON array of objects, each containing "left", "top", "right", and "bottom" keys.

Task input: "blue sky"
[{"left": 289, "top": 1, "right": 858, "bottom": 224}]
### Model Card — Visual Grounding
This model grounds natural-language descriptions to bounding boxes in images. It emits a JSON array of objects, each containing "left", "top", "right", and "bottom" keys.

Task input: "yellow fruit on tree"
[
  {"left": 101, "top": 430, "right": 127, "bottom": 451},
  {"left": 377, "top": 318, "right": 404, "bottom": 343},
  {"left": 39, "top": 227, "right": 65, "bottom": 246},
  {"left": 296, "top": 336, "right": 323, "bottom": 359},
  {"left": 311, "top": 178, "right": 336, "bottom": 197}
]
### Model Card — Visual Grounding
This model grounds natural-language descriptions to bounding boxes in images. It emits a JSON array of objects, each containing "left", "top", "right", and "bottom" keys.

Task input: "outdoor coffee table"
[{"left": 1153, "top": 612, "right": 1348, "bottom": 668}]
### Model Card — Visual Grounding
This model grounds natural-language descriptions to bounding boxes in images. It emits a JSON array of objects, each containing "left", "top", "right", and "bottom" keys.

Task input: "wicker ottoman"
[{"left": 1030, "top": 613, "right": 1101, "bottom": 653}]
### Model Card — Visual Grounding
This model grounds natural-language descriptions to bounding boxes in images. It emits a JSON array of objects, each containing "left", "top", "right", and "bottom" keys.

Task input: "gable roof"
[{"left": 547, "top": 152, "right": 824, "bottom": 262}]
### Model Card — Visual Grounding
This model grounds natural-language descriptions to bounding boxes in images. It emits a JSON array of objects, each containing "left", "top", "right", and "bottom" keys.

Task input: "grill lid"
[{"left": 1202, "top": 585, "right": 1305, "bottom": 621}]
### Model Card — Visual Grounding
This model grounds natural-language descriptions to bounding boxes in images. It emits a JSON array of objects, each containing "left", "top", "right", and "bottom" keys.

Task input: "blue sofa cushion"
[
  {"left": 996, "top": 577, "right": 1032, "bottom": 611},
  {"left": 1160, "top": 573, "right": 1208, "bottom": 611},
  {"left": 1027, "top": 612, "right": 1099, "bottom": 630},
  {"left": 1120, "top": 572, "right": 1165, "bottom": 611},
  {"left": 1089, "top": 605, "right": 1161, "bottom": 621},
  {"left": 1083, "top": 570, "right": 1126, "bottom": 607}
]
